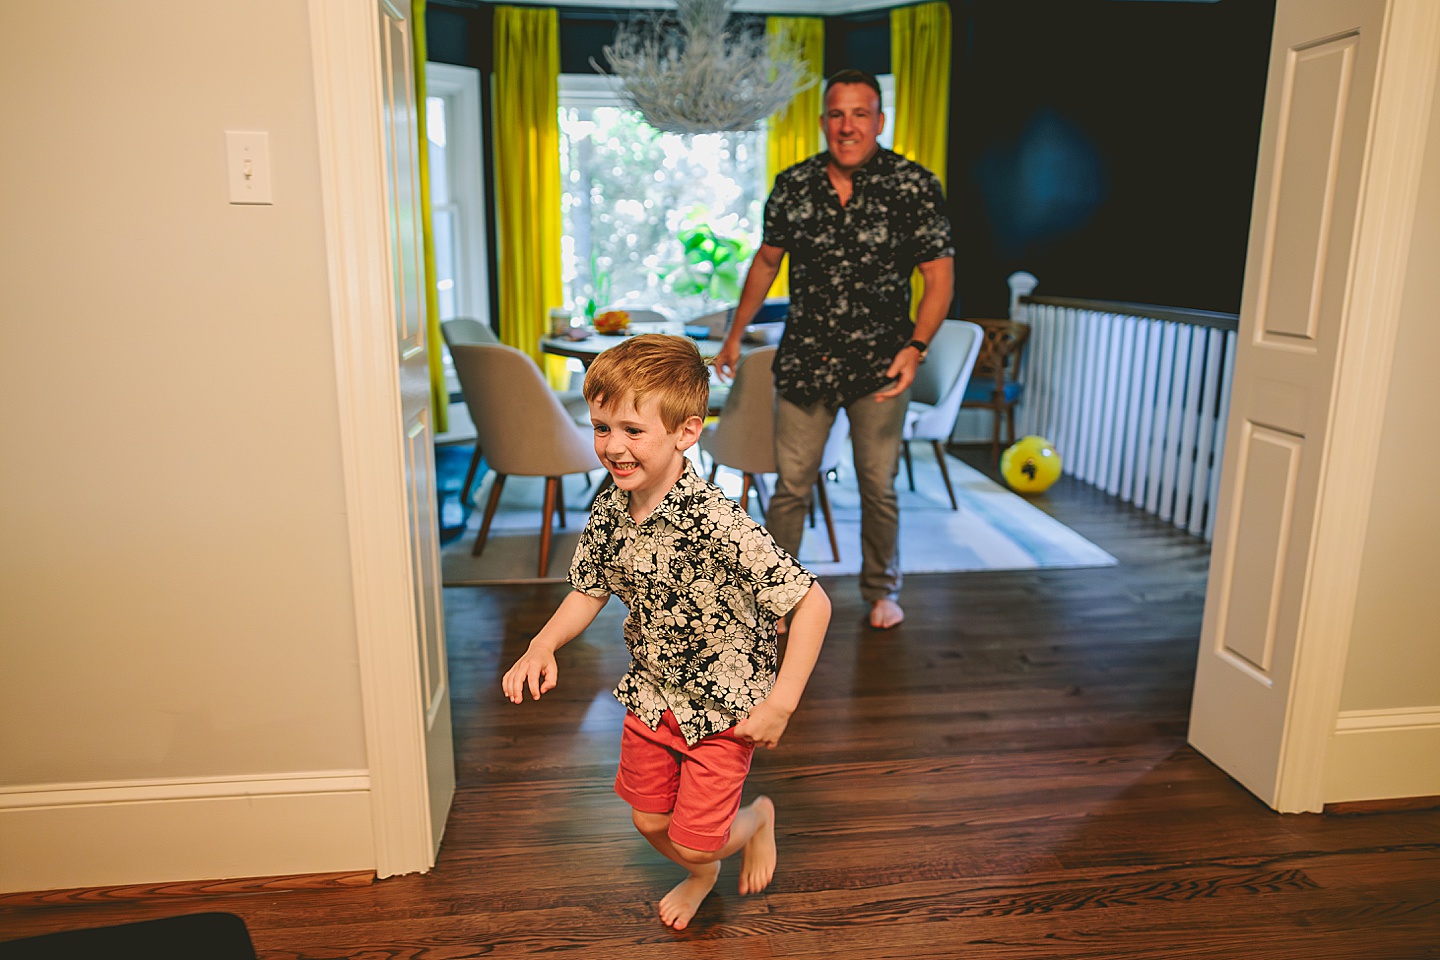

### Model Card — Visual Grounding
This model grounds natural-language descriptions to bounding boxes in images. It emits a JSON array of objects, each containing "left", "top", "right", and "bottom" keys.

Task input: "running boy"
[{"left": 502, "top": 334, "right": 830, "bottom": 930}]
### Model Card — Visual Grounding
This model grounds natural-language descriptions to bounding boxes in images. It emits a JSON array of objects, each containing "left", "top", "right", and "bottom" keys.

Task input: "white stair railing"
[{"left": 1015, "top": 295, "right": 1238, "bottom": 541}]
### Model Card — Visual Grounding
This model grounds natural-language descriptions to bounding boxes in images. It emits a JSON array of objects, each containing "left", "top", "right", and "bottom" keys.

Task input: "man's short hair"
[
  {"left": 582, "top": 333, "right": 710, "bottom": 431},
  {"left": 824, "top": 69, "right": 882, "bottom": 101}
]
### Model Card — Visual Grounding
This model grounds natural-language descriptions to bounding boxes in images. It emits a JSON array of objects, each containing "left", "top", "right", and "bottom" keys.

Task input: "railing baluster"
[
  {"left": 1188, "top": 327, "right": 1225, "bottom": 537},
  {"left": 1206, "top": 330, "right": 1238, "bottom": 541},
  {"left": 1104, "top": 316, "right": 1135, "bottom": 497},
  {"left": 1144, "top": 323, "right": 1176, "bottom": 515},
  {"left": 1130, "top": 322, "right": 1159, "bottom": 510},
  {"left": 1172, "top": 325, "right": 1207, "bottom": 528}
]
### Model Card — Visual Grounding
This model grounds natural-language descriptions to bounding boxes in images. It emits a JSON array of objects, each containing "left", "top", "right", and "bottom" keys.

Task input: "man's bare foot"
[
  {"left": 869, "top": 598, "right": 905, "bottom": 629},
  {"left": 738, "top": 796, "right": 777, "bottom": 895},
  {"left": 659, "top": 862, "right": 719, "bottom": 930}
]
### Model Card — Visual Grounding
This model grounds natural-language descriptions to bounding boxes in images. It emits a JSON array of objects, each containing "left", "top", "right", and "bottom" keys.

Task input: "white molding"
[
  {"left": 1335, "top": 707, "right": 1440, "bottom": 732},
  {"left": 1275, "top": 0, "right": 1440, "bottom": 812},
  {"left": 1326, "top": 709, "right": 1440, "bottom": 802},
  {"left": 0, "top": 771, "right": 370, "bottom": 809},
  {"left": 309, "top": 0, "right": 438, "bottom": 878},
  {"left": 0, "top": 774, "right": 373, "bottom": 894}
]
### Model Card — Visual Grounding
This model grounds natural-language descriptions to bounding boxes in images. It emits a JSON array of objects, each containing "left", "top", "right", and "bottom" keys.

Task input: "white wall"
[
  {"left": 0, "top": 2, "right": 374, "bottom": 890},
  {"left": 1326, "top": 62, "right": 1440, "bottom": 802}
]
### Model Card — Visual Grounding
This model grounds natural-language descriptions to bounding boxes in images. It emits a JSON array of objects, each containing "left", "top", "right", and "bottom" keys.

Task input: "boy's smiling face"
[{"left": 589, "top": 392, "right": 702, "bottom": 520}]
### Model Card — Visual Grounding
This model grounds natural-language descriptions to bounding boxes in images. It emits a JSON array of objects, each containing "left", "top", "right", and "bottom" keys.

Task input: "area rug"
[{"left": 439, "top": 445, "right": 1115, "bottom": 586}]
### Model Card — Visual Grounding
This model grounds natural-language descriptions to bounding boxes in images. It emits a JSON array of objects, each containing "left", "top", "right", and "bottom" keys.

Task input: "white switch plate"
[{"left": 226, "top": 130, "right": 272, "bottom": 205}]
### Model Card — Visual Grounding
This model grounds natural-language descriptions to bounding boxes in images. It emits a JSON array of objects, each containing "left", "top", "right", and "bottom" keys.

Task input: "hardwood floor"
[{"left": 3, "top": 448, "right": 1438, "bottom": 958}]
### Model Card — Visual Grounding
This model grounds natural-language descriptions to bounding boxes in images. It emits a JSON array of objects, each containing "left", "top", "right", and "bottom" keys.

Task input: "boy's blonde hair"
[{"left": 582, "top": 333, "right": 710, "bottom": 431}]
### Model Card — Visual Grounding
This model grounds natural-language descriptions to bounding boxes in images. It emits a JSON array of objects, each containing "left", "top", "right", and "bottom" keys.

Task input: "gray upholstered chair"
[
  {"left": 448, "top": 343, "right": 601, "bottom": 577},
  {"left": 442, "top": 318, "right": 590, "bottom": 506},
  {"left": 902, "top": 319, "right": 984, "bottom": 509},
  {"left": 440, "top": 316, "right": 500, "bottom": 347},
  {"left": 699, "top": 346, "right": 848, "bottom": 561}
]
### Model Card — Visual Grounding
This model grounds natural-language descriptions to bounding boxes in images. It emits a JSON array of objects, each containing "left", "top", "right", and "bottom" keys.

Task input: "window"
[
  {"left": 558, "top": 75, "right": 766, "bottom": 322},
  {"left": 425, "top": 62, "right": 492, "bottom": 325},
  {"left": 556, "top": 73, "right": 895, "bottom": 323}
]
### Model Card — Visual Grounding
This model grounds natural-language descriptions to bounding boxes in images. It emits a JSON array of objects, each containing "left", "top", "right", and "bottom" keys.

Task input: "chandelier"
[{"left": 599, "top": 0, "right": 816, "bottom": 136}]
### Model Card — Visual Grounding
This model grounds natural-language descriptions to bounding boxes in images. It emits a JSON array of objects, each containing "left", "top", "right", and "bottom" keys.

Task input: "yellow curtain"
[
  {"left": 764, "top": 17, "right": 824, "bottom": 299},
  {"left": 891, "top": 1, "right": 952, "bottom": 317},
  {"left": 494, "top": 5, "right": 569, "bottom": 388},
  {"left": 411, "top": 0, "right": 448, "bottom": 431}
]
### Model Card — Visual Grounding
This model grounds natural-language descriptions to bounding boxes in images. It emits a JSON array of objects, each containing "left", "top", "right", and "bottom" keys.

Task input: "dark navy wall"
[{"left": 949, "top": 0, "right": 1275, "bottom": 315}]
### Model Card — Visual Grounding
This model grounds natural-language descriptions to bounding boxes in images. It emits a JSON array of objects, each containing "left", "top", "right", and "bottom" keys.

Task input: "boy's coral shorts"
[{"left": 614, "top": 709, "right": 755, "bottom": 852}]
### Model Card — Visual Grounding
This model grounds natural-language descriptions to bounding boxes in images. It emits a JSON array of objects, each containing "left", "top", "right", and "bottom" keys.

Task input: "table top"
[{"left": 539, "top": 332, "right": 746, "bottom": 364}]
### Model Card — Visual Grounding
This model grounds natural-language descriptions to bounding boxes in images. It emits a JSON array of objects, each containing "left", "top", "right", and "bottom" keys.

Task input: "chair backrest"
[
  {"left": 703, "top": 346, "right": 849, "bottom": 475},
  {"left": 906, "top": 319, "right": 984, "bottom": 441},
  {"left": 702, "top": 346, "right": 778, "bottom": 475},
  {"left": 970, "top": 318, "right": 1031, "bottom": 389},
  {"left": 448, "top": 343, "right": 599, "bottom": 478},
  {"left": 441, "top": 317, "right": 500, "bottom": 348}
]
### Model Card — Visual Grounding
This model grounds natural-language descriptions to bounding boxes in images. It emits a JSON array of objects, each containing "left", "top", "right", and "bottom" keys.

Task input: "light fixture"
[{"left": 599, "top": 0, "right": 816, "bottom": 136}]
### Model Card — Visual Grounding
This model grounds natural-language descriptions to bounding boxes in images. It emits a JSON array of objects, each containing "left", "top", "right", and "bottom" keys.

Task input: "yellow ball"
[{"left": 1001, "top": 436, "right": 1062, "bottom": 494}]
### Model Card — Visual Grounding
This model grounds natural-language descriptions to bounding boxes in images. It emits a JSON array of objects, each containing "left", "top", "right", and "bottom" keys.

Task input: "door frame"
[
  {"left": 308, "top": 0, "right": 441, "bottom": 877},
  {"left": 1195, "top": 0, "right": 1440, "bottom": 812}
]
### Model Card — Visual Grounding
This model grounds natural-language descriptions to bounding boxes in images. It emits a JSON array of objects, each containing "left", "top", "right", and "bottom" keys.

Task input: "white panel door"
[
  {"left": 377, "top": 0, "right": 455, "bottom": 848},
  {"left": 1187, "top": 0, "right": 1384, "bottom": 809}
]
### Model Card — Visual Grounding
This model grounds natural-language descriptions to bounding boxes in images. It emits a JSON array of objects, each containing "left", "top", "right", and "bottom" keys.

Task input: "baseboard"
[
  {"left": 1324, "top": 708, "right": 1440, "bottom": 803},
  {"left": 0, "top": 772, "right": 374, "bottom": 894}
]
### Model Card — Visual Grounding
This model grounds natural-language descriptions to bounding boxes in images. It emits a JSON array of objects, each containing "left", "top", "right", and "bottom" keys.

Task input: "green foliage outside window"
[{"left": 559, "top": 105, "right": 764, "bottom": 320}]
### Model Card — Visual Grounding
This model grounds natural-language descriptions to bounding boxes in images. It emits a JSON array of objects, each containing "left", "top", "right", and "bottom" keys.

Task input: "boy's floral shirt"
[{"left": 570, "top": 461, "right": 816, "bottom": 745}]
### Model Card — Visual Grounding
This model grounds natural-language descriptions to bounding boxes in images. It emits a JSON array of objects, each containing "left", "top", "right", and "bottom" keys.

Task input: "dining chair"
[
  {"left": 959, "top": 318, "right": 1032, "bottom": 464},
  {"left": 442, "top": 318, "right": 590, "bottom": 507},
  {"left": 448, "top": 343, "right": 602, "bottom": 578},
  {"left": 699, "top": 346, "right": 848, "bottom": 561},
  {"left": 902, "top": 319, "right": 984, "bottom": 510}
]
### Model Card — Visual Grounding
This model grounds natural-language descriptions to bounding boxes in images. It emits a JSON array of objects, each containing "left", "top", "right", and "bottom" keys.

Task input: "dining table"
[{"left": 540, "top": 328, "right": 773, "bottom": 416}]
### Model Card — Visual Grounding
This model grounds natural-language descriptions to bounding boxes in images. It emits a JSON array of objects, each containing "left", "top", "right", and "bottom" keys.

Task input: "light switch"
[{"left": 226, "top": 130, "right": 273, "bottom": 205}]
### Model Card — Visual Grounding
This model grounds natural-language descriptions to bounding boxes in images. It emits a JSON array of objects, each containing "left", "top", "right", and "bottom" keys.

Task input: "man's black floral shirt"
[
  {"left": 570, "top": 461, "right": 816, "bottom": 745},
  {"left": 763, "top": 148, "right": 955, "bottom": 407}
]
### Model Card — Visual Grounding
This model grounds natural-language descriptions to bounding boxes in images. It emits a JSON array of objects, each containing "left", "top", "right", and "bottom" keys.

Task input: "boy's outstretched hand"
[
  {"left": 733, "top": 700, "right": 793, "bottom": 749},
  {"left": 502, "top": 643, "right": 559, "bottom": 704}
]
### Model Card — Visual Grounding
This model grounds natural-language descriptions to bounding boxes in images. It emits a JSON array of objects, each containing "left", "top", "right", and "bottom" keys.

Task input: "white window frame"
[{"left": 425, "top": 62, "right": 491, "bottom": 324}]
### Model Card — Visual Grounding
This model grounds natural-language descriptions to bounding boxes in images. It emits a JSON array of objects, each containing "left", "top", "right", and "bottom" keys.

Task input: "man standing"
[{"left": 714, "top": 69, "right": 955, "bottom": 630}]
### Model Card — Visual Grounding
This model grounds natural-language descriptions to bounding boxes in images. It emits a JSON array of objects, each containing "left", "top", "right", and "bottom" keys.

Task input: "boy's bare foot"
[
  {"left": 738, "top": 796, "right": 776, "bottom": 895},
  {"left": 869, "top": 598, "right": 905, "bottom": 629},
  {"left": 659, "top": 862, "right": 719, "bottom": 930}
]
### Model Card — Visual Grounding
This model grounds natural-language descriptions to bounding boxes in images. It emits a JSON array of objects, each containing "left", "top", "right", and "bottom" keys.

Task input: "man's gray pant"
[{"left": 768, "top": 388, "right": 910, "bottom": 603}]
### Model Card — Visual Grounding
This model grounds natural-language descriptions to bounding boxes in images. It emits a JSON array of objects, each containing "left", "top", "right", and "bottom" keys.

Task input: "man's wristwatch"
[{"left": 906, "top": 338, "right": 929, "bottom": 361}]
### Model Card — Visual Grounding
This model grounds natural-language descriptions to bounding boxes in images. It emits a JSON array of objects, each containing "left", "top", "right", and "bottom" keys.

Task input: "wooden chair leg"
[
  {"left": 753, "top": 474, "right": 770, "bottom": 518},
  {"left": 556, "top": 475, "right": 566, "bottom": 529},
  {"left": 1005, "top": 405, "right": 1018, "bottom": 449},
  {"left": 538, "top": 477, "right": 558, "bottom": 578},
  {"left": 739, "top": 474, "right": 753, "bottom": 515},
  {"left": 932, "top": 440, "right": 958, "bottom": 510},
  {"left": 471, "top": 473, "right": 507, "bottom": 557},
  {"left": 990, "top": 409, "right": 1003, "bottom": 464},
  {"left": 815, "top": 473, "right": 840, "bottom": 561},
  {"left": 460, "top": 444, "right": 484, "bottom": 507},
  {"left": 708, "top": 461, "right": 719, "bottom": 483},
  {"left": 902, "top": 440, "right": 915, "bottom": 491}
]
